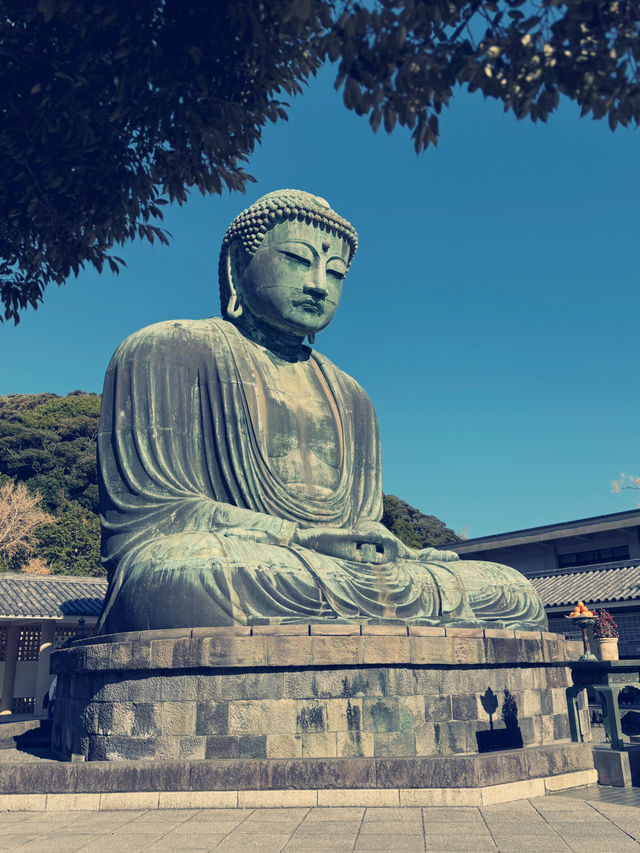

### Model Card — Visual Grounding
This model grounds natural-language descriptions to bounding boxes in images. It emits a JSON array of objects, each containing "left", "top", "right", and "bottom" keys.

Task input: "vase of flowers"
[{"left": 592, "top": 610, "right": 619, "bottom": 661}]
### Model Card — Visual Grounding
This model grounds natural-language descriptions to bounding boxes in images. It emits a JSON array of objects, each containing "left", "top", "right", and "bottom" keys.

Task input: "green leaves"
[
  {"left": 0, "top": 392, "right": 103, "bottom": 575},
  {"left": 322, "top": 0, "right": 639, "bottom": 151},
  {"left": 2, "top": 0, "right": 638, "bottom": 321},
  {"left": 381, "top": 494, "right": 461, "bottom": 548},
  {"left": 0, "top": 0, "right": 326, "bottom": 322}
]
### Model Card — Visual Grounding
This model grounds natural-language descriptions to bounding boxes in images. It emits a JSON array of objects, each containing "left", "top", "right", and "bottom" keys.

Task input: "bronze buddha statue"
[{"left": 96, "top": 190, "right": 546, "bottom": 633}]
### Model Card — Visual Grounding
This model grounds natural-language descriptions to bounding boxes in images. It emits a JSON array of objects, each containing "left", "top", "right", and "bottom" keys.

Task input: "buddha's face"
[{"left": 234, "top": 219, "right": 350, "bottom": 338}]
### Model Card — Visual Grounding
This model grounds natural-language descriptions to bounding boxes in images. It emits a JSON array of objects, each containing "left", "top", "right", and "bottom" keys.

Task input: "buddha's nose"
[{"left": 304, "top": 270, "right": 327, "bottom": 297}]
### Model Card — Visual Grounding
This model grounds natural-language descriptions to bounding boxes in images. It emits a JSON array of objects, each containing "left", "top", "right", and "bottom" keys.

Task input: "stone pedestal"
[
  {"left": 52, "top": 625, "right": 588, "bottom": 767},
  {"left": 592, "top": 744, "right": 640, "bottom": 787}
]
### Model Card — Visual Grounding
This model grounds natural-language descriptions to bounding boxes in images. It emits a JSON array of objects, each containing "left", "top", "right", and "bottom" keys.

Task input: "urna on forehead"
[{"left": 221, "top": 189, "right": 359, "bottom": 264}]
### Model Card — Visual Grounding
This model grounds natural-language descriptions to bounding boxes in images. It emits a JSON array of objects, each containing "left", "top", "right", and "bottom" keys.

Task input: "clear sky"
[{"left": 2, "top": 66, "right": 639, "bottom": 538}]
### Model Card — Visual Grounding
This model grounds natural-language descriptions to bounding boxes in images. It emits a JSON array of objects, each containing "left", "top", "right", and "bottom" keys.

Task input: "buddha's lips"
[{"left": 294, "top": 299, "right": 324, "bottom": 313}]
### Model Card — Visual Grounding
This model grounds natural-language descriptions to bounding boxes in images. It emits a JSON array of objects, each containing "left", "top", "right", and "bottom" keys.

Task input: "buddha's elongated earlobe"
[
  {"left": 226, "top": 250, "right": 243, "bottom": 319},
  {"left": 308, "top": 333, "right": 315, "bottom": 344},
  {"left": 226, "top": 291, "right": 243, "bottom": 319}
]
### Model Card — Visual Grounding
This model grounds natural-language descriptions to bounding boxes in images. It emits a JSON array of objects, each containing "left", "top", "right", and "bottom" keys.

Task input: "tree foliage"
[
  {"left": 0, "top": 391, "right": 102, "bottom": 574},
  {"left": 2, "top": 0, "right": 639, "bottom": 322},
  {"left": 611, "top": 473, "right": 640, "bottom": 495},
  {"left": 381, "top": 494, "right": 461, "bottom": 548},
  {"left": 0, "top": 478, "right": 54, "bottom": 564}
]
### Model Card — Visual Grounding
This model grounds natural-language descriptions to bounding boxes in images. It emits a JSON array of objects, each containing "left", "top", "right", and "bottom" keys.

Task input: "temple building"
[
  {"left": 0, "top": 574, "right": 106, "bottom": 716},
  {"left": 451, "top": 508, "right": 640, "bottom": 657}
]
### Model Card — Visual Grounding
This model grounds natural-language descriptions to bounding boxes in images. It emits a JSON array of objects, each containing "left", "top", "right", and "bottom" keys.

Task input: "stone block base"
[
  {"left": 592, "top": 744, "right": 640, "bottom": 787},
  {"left": 0, "top": 744, "right": 597, "bottom": 809},
  {"left": 51, "top": 625, "right": 588, "bottom": 765}
]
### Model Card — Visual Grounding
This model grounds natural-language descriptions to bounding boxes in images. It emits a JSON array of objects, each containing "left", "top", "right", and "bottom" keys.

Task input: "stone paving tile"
[
  {"left": 354, "top": 837, "right": 426, "bottom": 851},
  {"left": 306, "top": 808, "right": 364, "bottom": 820},
  {"left": 298, "top": 816, "right": 363, "bottom": 825},
  {"left": 589, "top": 802, "right": 640, "bottom": 828},
  {"left": 563, "top": 841, "right": 640, "bottom": 853},
  {"left": 292, "top": 833, "right": 360, "bottom": 843},
  {"left": 167, "top": 820, "right": 249, "bottom": 838},
  {"left": 14, "top": 814, "right": 75, "bottom": 826},
  {"left": 424, "top": 817, "right": 487, "bottom": 837},
  {"left": 188, "top": 809, "right": 254, "bottom": 821},
  {"left": 493, "top": 844, "right": 572, "bottom": 853},
  {"left": 145, "top": 840, "right": 226, "bottom": 852},
  {"left": 0, "top": 834, "right": 45, "bottom": 851},
  {"left": 144, "top": 847, "right": 213, "bottom": 853},
  {"left": 551, "top": 786, "right": 640, "bottom": 807},
  {"left": 482, "top": 805, "right": 540, "bottom": 818},
  {"left": 291, "top": 826, "right": 362, "bottom": 838},
  {"left": 551, "top": 821, "right": 635, "bottom": 836},
  {"left": 72, "top": 840, "right": 156, "bottom": 853},
  {"left": 362, "top": 807, "right": 422, "bottom": 820},
  {"left": 489, "top": 835, "right": 571, "bottom": 850},
  {"left": 296, "top": 821, "right": 363, "bottom": 834},
  {"left": 531, "top": 799, "right": 596, "bottom": 811},
  {"left": 424, "top": 833, "right": 497, "bottom": 851},
  {"left": 17, "top": 837, "right": 101, "bottom": 853},
  {"left": 422, "top": 808, "right": 484, "bottom": 821},
  {"left": 359, "top": 819, "right": 423, "bottom": 835},
  {"left": 546, "top": 810, "right": 621, "bottom": 823},
  {"left": 3, "top": 798, "right": 640, "bottom": 853},
  {"left": 184, "top": 820, "right": 252, "bottom": 834},
  {"left": 213, "top": 832, "right": 292, "bottom": 852},
  {"left": 133, "top": 809, "right": 201, "bottom": 820},
  {"left": 221, "top": 819, "right": 304, "bottom": 834},
  {"left": 282, "top": 845, "right": 355, "bottom": 853},
  {"left": 68, "top": 814, "right": 148, "bottom": 831},
  {"left": 243, "top": 808, "right": 309, "bottom": 820}
]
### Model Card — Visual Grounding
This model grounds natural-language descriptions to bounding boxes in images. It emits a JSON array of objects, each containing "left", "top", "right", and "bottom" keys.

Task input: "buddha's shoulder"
[
  {"left": 111, "top": 317, "right": 231, "bottom": 359},
  {"left": 312, "top": 350, "right": 372, "bottom": 404}
]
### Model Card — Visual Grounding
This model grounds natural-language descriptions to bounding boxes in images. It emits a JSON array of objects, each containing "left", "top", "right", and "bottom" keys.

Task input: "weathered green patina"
[{"left": 97, "top": 190, "right": 546, "bottom": 633}]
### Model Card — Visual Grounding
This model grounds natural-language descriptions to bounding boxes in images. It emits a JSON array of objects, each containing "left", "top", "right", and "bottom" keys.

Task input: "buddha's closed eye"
[{"left": 279, "top": 250, "right": 311, "bottom": 267}]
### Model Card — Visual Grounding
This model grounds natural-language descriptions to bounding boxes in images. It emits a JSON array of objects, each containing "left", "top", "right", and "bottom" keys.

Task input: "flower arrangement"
[{"left": 592, "top": 609, "right": 619, "bottom": 639}]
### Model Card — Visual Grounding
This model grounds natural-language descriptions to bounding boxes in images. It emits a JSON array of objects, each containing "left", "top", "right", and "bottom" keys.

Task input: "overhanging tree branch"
[{"left": 1, "top": 0, "right": 638, "bottom": 322}]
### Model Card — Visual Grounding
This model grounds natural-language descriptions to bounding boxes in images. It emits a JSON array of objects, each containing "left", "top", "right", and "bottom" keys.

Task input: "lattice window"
[
  {"left": 12, "top": 697, "right": 35, "bottom": 714},
  {"left": 54, "top": 625, "right": 77, "bottom": 649},
  {"left": 0, "top": 626, "right": 7, "bottom": 662},
  {"left": 548, "top": 617, "right": 581, "bottom": 640},
  {"left": 614, "top": 612, "right": 640, "bottom": 643},
  {"left": 16, "top": 626, "right": 41, "bottom": 661},
  {"left": 53, "top": 622, "right": 94, "bottom": 649}
]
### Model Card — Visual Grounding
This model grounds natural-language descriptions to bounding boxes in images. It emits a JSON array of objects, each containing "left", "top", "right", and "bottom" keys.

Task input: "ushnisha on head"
[{"left": 218, "top": 189, "right": 358, "bottom": 321}]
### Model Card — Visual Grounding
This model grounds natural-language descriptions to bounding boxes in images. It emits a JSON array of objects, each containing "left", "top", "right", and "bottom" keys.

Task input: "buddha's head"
[{"left": 218, "top": 190, "right": 358, "bottom": 341}]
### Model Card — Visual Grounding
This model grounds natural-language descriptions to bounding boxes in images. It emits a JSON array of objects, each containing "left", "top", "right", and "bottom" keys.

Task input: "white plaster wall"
[{"left": 13, "top": 661, "right": 39, "bottom": 697}]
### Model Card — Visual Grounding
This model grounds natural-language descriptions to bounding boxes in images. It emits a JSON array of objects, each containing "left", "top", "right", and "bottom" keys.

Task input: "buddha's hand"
[
  {"left": 413, "top": 547, "right": 460, "bottom": 563},
  {"left": 293, "top": 523, "right": 404, "bottom": 564}
]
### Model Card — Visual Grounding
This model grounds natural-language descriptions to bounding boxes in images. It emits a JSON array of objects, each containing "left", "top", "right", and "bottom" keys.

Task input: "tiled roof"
[
  {"left": 530, "top": 563, "right": 640, "bottom": 608},
  {"left": 0, "top": 574, "right": 107, "bottom": 619}
]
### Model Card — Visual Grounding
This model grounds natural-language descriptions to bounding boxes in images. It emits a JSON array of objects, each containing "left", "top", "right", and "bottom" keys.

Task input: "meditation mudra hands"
[{"left": 293, "top": 521, "right": 460, "bottom": 565}]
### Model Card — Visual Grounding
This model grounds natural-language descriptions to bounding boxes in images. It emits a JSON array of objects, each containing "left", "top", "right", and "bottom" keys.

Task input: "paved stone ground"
[{"left": 1, "top": 791, "right": 640, "bottom": 852}]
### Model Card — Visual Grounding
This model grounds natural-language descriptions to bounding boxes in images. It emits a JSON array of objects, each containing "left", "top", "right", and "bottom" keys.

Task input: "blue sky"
[{"left": 1, "top": 66, "right": 639, "bottom": 538}]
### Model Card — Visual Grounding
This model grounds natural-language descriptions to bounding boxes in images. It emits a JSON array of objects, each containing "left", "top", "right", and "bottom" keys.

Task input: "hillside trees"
[
  {"left": 381, "top": 494, "right": 461, "bottom": 548},
  {"left": 0, "top": 391, "right": 101, "bottom": 574},
  {"left": 0, "top": 479, "right": 54, "bottom": 569},
  {"left": 2, "top": 0, "right": 639, "bottom": 321}
]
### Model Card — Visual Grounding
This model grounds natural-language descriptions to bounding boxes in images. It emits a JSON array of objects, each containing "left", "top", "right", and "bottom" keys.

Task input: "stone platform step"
[
  {"left": 0, "top": 741, "right": 596, "bottom": 811},
  {"left": 0, "top": 717, "right": 51, "bottom": 750}
]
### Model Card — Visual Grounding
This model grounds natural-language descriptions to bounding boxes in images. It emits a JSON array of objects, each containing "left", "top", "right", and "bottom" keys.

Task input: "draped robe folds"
[{"left": 96, "top": 318, "right": 546, "bottom": 634}]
